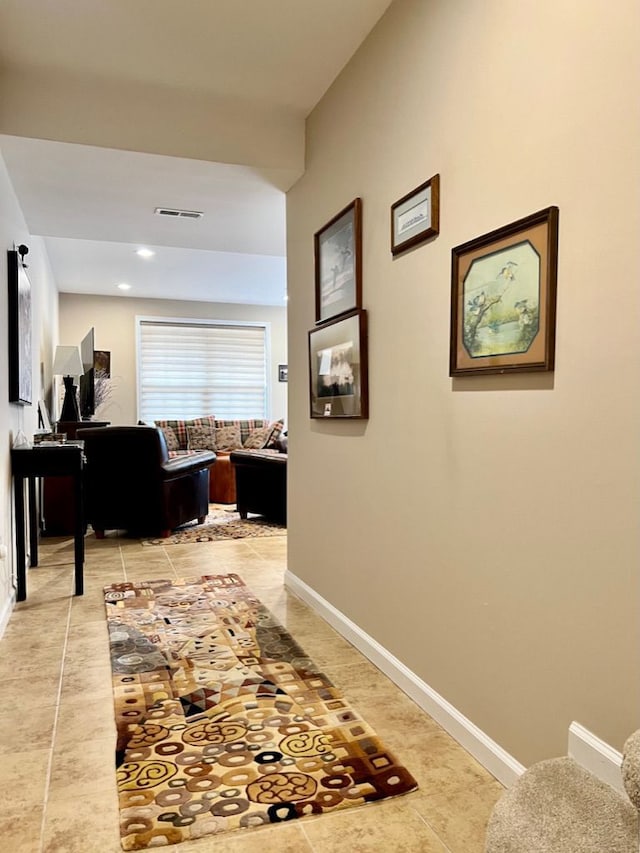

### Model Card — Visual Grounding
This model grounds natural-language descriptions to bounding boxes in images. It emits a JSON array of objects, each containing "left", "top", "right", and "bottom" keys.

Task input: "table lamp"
[{"left": 53, "top": 345, "right": 83, "bottom": 422}]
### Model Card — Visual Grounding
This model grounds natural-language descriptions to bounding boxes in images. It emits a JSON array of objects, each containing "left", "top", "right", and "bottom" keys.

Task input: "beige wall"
[
  {"left": 0, "top": 68, "right": 304, "bottom": 190},
  {"left": 0, "top": 153, "right": 59, "bottom": 632},
  {"left": 287, "top": 0, "right": 640, "bottom": 766},
  {"left": 58, "top": 293, "right": 287, "bottom": 426}
]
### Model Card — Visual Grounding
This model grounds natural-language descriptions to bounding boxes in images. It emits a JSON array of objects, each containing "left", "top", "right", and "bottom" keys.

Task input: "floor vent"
[{"left": 154, "top": 207, "right": 204, "bottom": 220}]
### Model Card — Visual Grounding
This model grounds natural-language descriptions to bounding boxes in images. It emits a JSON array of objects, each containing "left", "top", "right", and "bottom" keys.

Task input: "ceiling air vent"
[{"left": 154, "top": 207, "right": 204, "bottom": 220}]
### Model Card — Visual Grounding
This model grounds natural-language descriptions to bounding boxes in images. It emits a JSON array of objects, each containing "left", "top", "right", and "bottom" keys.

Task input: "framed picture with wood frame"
[
  {"left": 314, "top": 198, "right": 362, "bottom": 324},
  {"left": 391, "top": 174, "right": 440, "bottom": 255},
  {"left": 308, "top": 309, "right": 368, "bottom": 419},
  {"left": 449, "top": 206, "right": 559, "bottom": 377},
  {"left": 7, "top": 248, "right": 32, "bottom": 405},
  {"left": 94, "top": 350, "right": 111, "bottom": 377}
]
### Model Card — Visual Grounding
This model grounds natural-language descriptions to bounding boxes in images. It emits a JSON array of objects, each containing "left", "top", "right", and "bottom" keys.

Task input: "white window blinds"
[{"left": 137, "top": 319, "right": 268, "bottom": 422}]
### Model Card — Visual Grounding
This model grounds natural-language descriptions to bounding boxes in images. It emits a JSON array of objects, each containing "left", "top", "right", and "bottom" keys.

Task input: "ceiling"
[{"left": 0, "top": 0, "right": 393, "bottom": 305}]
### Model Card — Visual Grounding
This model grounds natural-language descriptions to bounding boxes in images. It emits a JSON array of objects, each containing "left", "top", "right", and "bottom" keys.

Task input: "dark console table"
[
  {"left": 11, "top": 444, "right": 85, "bottom": 601},
  {"left": 42, "top": 420, "right": 109, "bottom": 535},
  {"left": 230, "top": 449, "right": 287, "bottom": 525}
]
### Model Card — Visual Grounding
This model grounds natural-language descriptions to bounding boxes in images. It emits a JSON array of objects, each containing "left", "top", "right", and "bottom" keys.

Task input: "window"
[{"left": 137, "top": 317, "right": 269, "bottom": 422}]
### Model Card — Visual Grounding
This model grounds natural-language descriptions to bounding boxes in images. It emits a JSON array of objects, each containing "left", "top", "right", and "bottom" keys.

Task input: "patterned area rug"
[
  {"left": 143, "top": 506, "right": 285, "bottom": 545},
  {"left": 104, "top": 574, "right": 417, "bottom": 850}
]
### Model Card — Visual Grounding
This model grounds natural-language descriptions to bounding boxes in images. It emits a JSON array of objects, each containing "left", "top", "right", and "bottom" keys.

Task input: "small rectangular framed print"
[
  {"left": 314, "top": 198, "right": 362, "bottom": 323},
  {"left": 38, "top": 399, "right": 52, "bottom": 431},
  {"left": 450, "top": 206, "right": 559, "bottom": 377},
  {"left": 308, "top": 309, "right": 368, "bottom": 419},
  {"left": 391, "top": 174, "right": 440, "bottom": 256}
]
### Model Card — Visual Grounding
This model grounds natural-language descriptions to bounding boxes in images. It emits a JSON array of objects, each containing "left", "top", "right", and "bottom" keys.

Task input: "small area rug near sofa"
[
  {"left": 143, "top": 505, "right": 285, "bottom": 545},
  {"left": 104, "top": 574, "right": 417, "bottom": 850}
]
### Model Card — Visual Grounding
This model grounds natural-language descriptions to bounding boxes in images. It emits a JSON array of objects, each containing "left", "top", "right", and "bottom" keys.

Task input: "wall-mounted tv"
[{"left": 79, "top": 327, "right": 95, "bottom": 419}]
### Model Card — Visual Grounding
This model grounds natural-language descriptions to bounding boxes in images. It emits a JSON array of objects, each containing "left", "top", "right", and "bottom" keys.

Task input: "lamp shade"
[{"left": 53, "top": 345, "right": 83, "bottom": 377}]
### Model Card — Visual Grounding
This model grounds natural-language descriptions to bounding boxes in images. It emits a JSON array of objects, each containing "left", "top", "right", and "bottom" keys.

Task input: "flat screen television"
[{"left": 79, "top": 327, "right": 95, "bottom": 419}]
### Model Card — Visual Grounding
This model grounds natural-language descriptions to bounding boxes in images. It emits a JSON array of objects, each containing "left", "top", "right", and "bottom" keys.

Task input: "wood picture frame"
[
  {"left": 94, "top": 349, "right": 111, "bottom": 377},
  {"left": 391, "top": 174, "right": 440, "bottom": 255},
  {"left": 7, "top": 249, "right": 32, "bottom": 405},
  {"left": 308, "top": 309, "right": 368, "bottom": 419},
  {"left": 450, "top": 206, "right": 559, "bottom": 377},
  {"left": 314, "top": 198, "right": 362, "bottom": 324}
]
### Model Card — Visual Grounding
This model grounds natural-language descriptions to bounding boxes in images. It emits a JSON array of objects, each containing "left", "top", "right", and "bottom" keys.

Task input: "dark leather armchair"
[{"left": 81, "top": 425, "right": 216, "bottom": 538}]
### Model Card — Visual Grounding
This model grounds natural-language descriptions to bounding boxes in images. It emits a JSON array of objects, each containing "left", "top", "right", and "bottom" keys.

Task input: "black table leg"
[
  {"left": 11, "top": 445, "right": 85, "bottom": 601},
  {"left": 14, "top": 475, "right": 27, "bottom": 602},
  {"left": 73, "top": 469, "right": 84, "bottom": 596},
  {"left": 28, "top": 476, "right": 39, "bottom": 566}
]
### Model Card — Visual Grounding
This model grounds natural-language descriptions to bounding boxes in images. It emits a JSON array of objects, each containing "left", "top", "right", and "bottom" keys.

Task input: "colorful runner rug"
[{"left": 104, "top": 574, "right": 417, "bottom": 850}]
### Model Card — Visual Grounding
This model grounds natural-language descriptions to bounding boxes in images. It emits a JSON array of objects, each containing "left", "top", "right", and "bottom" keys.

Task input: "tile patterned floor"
[{"left": 0, "top": 528, "right": 504, "bottom": 852}]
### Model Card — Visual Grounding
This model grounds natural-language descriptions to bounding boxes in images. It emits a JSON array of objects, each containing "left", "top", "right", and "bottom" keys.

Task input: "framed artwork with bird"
[{"left": 449, "top": 206, "right": 559, "bottom": 377}]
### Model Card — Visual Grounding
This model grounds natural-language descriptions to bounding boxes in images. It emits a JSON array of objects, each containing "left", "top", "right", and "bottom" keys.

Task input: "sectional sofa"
[{"left": 154, "top": 415, "right": 285, "bottom": 504}]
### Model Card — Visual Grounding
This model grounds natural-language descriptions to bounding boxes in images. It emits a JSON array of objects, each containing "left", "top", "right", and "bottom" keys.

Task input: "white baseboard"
[
  {"left": 285, "top": 570, "right": 525, "bottom": 788},
  {"left": 568, "top": 721, "right": 624, "bottom": 793},
  {"left": 0, "top": 589, "right": 15, "bottom": 641}
]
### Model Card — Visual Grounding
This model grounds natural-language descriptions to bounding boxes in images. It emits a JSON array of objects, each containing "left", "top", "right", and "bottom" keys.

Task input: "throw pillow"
[
  {"left": 160, "top": 426, "right": 180, "bottom": 451},
  {"left": 265, "top": 419, "right": 285, "bottom": 448},
  {"left": 214, "top": 419, "right": 268, "bottom": 444},
  {"left": 214, "top": 424, "right": 243, "bottom": 452},
  {"left": 242, "top": 425, "right": 273, "bottom": 450},
  {"left": 187, "top": 425, "right": 216, "bottom": 451},
  {"left": 155, "top": 419, "right": 189, "bottom": 449},
  {"left": 186, "top": 415, "right": 216, "bottom": 432}
]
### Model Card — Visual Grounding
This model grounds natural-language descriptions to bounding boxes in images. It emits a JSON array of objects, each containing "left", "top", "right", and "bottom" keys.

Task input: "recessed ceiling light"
[
  {"left": 136, "top": 248, "right": 155, "bottom": 258},
  {"left": 117, "top": 283, "right": 131, "bottom": 291}
]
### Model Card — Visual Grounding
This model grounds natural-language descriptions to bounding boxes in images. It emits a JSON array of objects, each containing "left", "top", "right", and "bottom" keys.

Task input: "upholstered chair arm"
[{"left": 161, "top": 451, "right": 216, "bottom": 480}]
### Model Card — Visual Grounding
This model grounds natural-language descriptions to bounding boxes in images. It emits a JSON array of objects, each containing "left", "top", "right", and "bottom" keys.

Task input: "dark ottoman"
[{"left": 229, "top": 449, "right": 287, "bottom": 525}]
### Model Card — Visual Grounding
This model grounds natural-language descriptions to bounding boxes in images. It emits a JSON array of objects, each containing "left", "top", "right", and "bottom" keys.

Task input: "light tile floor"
[{"left": 1, "top": 527, "right": 504, "bottom": 852}]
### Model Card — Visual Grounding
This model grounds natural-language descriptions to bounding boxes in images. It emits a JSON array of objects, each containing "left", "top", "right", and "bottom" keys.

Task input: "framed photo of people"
[
  {"left": 308, "top": 309, "right": 368, "bottom": 419},
  {"left": 314, "top": 198, "right": 362, "bottom": 324}
]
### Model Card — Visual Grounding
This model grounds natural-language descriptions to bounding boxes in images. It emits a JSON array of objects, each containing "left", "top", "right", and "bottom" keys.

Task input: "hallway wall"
[{"left": 286, "top": 0, "right": 640, "bottom": 766}]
